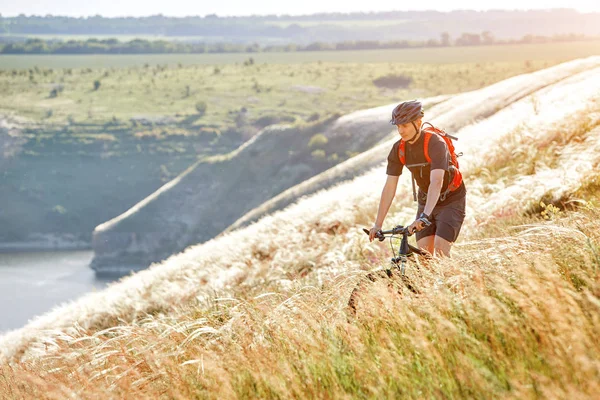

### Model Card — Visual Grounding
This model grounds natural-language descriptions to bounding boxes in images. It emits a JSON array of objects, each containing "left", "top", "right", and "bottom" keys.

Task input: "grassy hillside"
[
  {"left": 226, "top": 56, "right": 600, "bottom": 232},
  {"left": 0, "top": 60, "right": 599, "bottom": 398}
]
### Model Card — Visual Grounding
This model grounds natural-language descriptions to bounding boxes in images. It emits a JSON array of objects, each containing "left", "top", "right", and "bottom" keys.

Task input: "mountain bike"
[{"left": 347, "top": 223, "right": 431, "bottom": 315}]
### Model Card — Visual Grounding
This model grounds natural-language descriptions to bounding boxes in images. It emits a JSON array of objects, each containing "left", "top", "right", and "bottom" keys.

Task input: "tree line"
[
  {"left": 0, "top": 10, "right": 584, "bottom": 32},
  {"left": 1, "top": 10, "right": 597, "bottom": 44},
  {"left": 0, "top": 33, "right": 592, "bottom": 55}
]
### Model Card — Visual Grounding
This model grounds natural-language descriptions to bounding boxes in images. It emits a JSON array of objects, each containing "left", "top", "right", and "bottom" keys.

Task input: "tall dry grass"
[
  {"left": 1, "top": 204, "right": 599, "bottom": 399},
  {"left": 1, "top": 60, "right": 600, "bottom": 399}
]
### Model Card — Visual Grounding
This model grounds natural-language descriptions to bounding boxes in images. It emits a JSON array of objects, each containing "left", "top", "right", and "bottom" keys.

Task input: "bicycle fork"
[
  {"left": 391, "top": 233, "right": 411, "bottom": 275},
  {"left": 391, "top": 255, "right": 408, "bottom": 275}
]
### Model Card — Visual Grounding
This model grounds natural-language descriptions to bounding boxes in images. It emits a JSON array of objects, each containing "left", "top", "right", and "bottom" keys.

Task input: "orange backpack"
[{"left": 397, "top": 122, "right": 463, "bottom": 202}]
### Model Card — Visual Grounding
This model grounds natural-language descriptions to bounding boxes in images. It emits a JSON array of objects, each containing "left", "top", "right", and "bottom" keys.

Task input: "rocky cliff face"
[
  {"left": 0, "top": 116, "right": 26, "bottom": 171},
  {"left": 0, "top": 112, "right": 208, "bottom": 247}
]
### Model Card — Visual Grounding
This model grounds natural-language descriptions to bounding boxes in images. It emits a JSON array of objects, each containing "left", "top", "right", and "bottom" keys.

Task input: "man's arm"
[
  {"left": 423, "top": 169, "right": 445, "bottom": 216},
  {"left": 369, "top": 175, "right": 399, "bottom": 241},
  {"left": 408, "top": 169, "right": 444, "bottom": 234}
]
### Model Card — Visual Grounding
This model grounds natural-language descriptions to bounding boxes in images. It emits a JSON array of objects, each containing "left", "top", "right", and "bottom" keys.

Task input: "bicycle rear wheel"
[{"left": 347, "top": 267, "right": 420, "bottom": 317}]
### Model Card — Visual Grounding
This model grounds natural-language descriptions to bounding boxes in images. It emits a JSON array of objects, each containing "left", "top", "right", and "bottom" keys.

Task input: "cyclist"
[{"left": 368, "top": 100, "right": 466, "bottom": 257}]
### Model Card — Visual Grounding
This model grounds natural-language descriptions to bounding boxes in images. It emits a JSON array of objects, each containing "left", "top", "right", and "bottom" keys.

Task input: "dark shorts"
[{"left": 416, "top": 195, "right": 466, "bottom": 243}]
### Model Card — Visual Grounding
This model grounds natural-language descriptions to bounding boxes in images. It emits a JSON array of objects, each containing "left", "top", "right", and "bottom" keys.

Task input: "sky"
[{"left": 1, "top": 0, "right": 599, "bottom": 18}]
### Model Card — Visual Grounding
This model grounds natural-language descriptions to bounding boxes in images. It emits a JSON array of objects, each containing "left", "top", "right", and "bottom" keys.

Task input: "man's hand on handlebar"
[
  {"left": 368, "top": 224, "right": 382, "bottom": 242},
  {"left": 408, "top": 213, "right": 432, "bottom": 234},
  {"left": 408, "top": 219, "right": 425, "bottom": 234}
]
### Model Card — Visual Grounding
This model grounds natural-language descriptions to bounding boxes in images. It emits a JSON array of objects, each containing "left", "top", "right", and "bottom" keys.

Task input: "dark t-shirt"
[{"left": 386, "top": 131, "right": 466, "bottom": 205}]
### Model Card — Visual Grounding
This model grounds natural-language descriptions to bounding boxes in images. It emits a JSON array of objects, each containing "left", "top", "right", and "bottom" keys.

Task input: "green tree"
[
  {"left": 482, "top": 31, "right": 495, "bottom": 45},
  {"left": 455, "top": 33, "right": 482, "bottom": 46},
  {"left": 440, "top": 32, "right": 451, "bottom": 46}
]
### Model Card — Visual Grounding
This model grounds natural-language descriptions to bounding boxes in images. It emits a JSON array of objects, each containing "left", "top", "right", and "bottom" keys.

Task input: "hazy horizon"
[{"left": 1, "top": 1, "right": 599, "bottom": 18}]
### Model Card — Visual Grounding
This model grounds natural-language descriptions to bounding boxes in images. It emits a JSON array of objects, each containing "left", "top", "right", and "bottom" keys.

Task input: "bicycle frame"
[{"left": 363, "top": 225, "right": 429, "bottom": 275}]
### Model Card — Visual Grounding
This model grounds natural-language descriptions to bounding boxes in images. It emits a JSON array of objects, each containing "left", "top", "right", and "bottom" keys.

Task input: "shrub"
[
  {"left": 195, "top": 101, "right": 207, "bottom": 117},
  {"left": 328, "top": 153, "right": 339, "bottom": 162},
  {"left": 200, "top": 127, "right": 220, "bottom": 141},
  {"left": 307, "top": 112, "right": 320, "bottom": 122},
  {"left": 254, "top": 114, "right": 296, "bottom": 129},
  {"left": 372, "top": 74, "right": 413, "bottom": 89},
  {"left": 311, "top": 149, "right": 326, "bottom": 160},
  {"left": 235, "top": 110, "right": 248, "bottom": 128},
  {"left": 49, "top": 85, "right": 63, "bottom": 98},
  {"left": 52, "top": 205, "right": 67, "bottom": 215},
  {"left": 308, "top": 133, "right": 328, "bottom": 149}
]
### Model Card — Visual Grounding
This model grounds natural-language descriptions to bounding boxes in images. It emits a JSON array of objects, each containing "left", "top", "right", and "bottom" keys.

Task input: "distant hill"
[{"left": 2, "top": 10, "right": 600, "bottom": 44}]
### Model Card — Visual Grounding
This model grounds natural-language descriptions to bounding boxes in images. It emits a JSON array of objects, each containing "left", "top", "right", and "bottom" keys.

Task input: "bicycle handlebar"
[
  {"left": 362, "top": 215, "right": 433, "bottom": 241},
  {"left": 362, "top": 225, "right": 413, "bottom": 242}
]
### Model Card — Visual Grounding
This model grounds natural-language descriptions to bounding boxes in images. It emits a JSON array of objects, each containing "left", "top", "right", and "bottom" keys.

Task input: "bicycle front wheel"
[{"left": 347, "top": 267, "right": 420, "bottom": 317}]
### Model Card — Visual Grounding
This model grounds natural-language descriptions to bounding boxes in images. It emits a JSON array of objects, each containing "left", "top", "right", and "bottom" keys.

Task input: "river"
[{"left": 0, "top": 250, "right": 116, "bottom": 333}]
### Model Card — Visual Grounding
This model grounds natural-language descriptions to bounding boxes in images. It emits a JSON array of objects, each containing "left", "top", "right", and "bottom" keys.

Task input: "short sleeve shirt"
[{"left": 386, "top": 130, "right": 465, "bottom": 204}]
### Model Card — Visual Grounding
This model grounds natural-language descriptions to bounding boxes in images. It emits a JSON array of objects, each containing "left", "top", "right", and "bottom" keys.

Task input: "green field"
[
  {"left": 3, "top": 41, "right": 598, "bottom": 142},
  {"left": 0, "top": 60, "right": 556, "bottom": 130},
  {"left": 1, "top": 41, "right": 599, "bottom": 70}
]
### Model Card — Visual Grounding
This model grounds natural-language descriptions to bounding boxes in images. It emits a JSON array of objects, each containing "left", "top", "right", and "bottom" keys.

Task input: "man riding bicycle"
[{"left": 368, "top": 100, "right": 467, "bottom": 257}]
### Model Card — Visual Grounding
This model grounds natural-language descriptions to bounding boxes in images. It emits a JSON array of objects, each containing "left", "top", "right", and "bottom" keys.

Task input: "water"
[{"left": 0, "top": 250, "right": 115, "bottom": 333}]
